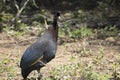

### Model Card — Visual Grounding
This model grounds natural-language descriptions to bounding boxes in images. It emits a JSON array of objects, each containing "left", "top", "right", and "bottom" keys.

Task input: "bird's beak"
[
  {"left": 58, "top": 16, "right": 61, "bottom": 27},
  {"left": 58, "top": 16, "right": 61, "bottom": 19},
  {"left": 58, "top": 16, "right": 61, "bottom": 21}
]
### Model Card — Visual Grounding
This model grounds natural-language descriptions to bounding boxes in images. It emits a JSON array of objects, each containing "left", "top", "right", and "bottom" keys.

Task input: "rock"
[{"left": 105, "top": 37, "right": 115, "bottom": 42}]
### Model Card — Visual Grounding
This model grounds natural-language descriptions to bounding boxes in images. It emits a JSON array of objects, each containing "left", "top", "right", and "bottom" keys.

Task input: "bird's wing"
[{"left": 20, "top": 39, "right": 48, "bottom": 69}]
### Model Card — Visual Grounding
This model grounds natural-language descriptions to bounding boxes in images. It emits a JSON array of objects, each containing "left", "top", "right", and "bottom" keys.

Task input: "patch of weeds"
[
  {"left": 16, "top": 22, "right": 28, "bottom": 32},
  {"left": 80, "top": 65, "right": 111, "bottom": 80},
  {"left": 29, "top": 21, "right": 45, "bottom": 36},
  {"left": 97, "top": 25, "right": 119, "bottom": 39},
  {"left": 97, "top": 1, "right": 110, "bottom": 10},
  {"left": 0, "top": 57, "right": 16, "bottom": 79},
  {"left": 43, "top": 63, "right": 81, "bottom": 80},
  {"left": 70, "top": 26, "right": 93, "bottom": 39},
  {"left": 59, "top": 23, "right": 93, "bottom": 39},
  {"left": 15, "top": 31, "right": 25, "bottom": 36},
  {"left": 79, "top": 26, "right": 93, "bottom": 38},
  {"left": 36, "top": 28, "right": 45, "bottom": 37},
  {"left": 3, "top": 27, "right": 25, "bottom": 38},
  {"left": 70, "top": 56, "right": 76, "bottom": 61},
  {"left": 1, "top": 13, "right": 14, "bottom": 31},
  {"left": 3, "top": 22, "right": 29, "bottom": 37},
  {"left": 93, "top": 45, "right": 105, "bottom": 65},
  {"left": 43, "top": 61, "right": 111, "bottom": 80},
  {"left": 80, "top": 48, "right": 93, "bottom": 57},
  {"left": 2, "top": 26, "right": 14, "bottom": 37},
  {"left": 59, "top": 27, "right": 66, "bottom": 38},
  {"left": 110, "top": 54, "right": 120, "bottom": 79}
]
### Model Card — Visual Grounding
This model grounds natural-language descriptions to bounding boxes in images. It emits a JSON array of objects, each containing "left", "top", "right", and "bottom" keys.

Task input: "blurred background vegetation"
[
  {"left": 0, "top": 0, "right": 120, "bottom": 31},
  {"left": 0, "top": 0, "right": 120, "bottom": 39}
]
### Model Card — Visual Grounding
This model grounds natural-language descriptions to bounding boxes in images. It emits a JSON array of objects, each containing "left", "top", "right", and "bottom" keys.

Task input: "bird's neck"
[
  {"left": 47, "top": 19, "right": 58, "bottom": 42},
  {"left": 52, "top": 28, "right": 58, "bottom": 42},
  {"left": 48, "top": 27, "right": 58, "bottom": 42},
  {"left": 52, "top": 18, "right": 58, "bottom": 30},
  {"left": 52, "top": 18, "right": 58, "bottom": 41}
]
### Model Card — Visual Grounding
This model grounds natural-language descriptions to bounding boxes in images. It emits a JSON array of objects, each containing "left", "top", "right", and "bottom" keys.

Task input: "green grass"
[{"left": 0, "top": 57, "right": 17, "bottom": 80}]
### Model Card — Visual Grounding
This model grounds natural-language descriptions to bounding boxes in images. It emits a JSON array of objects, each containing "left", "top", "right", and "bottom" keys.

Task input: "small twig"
[
  {"left": 60, "top": 18, "right": 79, "bottom": 24},
  {"left": 19, "top": 0, "right": 30, "bottom": 15},
  {"left": 13, "top": 0, "right": 30, "bottom": 21},
  {"left": 14, "top": 0, "right": 19, "bottom": 11},
  {"left": 44, "top": 18, "right": 48, "bottom": 29},
  {"left": 32, "top": 0, "right": 39, "bottom": 8},
  {"left": 87, "top": 61, "right": 93, "bottom": 68}
]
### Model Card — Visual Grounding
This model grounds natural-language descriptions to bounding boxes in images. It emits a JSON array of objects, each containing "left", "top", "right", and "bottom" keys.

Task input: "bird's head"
[{"left": 52, "top": 11, "right": 61, "bottom": 21}]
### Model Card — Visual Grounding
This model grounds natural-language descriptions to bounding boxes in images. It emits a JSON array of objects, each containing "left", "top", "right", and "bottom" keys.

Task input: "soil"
[{"left": 0, "top": 33, "right": 120, "bottom": 80}]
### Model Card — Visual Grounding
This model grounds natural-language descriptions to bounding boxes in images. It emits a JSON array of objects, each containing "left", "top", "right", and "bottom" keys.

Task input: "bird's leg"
[{"left": 37, "top": 69, "right": 42, "bottom": 80}]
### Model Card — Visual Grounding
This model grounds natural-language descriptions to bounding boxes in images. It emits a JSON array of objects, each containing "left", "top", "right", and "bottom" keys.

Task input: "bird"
[{"left": 20, "top": 12, "right": 60, "bottom": 80}]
